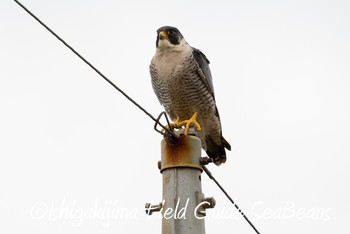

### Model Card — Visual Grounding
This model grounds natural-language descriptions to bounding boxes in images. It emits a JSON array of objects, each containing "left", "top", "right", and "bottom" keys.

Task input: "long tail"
[{"left": 205, "top": 135, "right": 231, "bottom": 166}]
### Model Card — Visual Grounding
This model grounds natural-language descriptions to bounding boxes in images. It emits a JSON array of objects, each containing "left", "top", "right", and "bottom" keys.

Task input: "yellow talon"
[
  {"left": 161, "top": 113, "right": 201, "bottom": 135},
  {"left": 180, "top": 112, "right": 202, "bottom": 135},
  {"left": 161, "top": 116, "right": 182, "bottom": 132}
]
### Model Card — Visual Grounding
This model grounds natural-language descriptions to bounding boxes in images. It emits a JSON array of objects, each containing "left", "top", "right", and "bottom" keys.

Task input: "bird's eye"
[{"left": 168, "top": 30, "right": 174, "bottom": 35}]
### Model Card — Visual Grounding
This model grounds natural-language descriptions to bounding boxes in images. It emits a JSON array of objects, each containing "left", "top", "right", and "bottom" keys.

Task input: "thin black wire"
[
  {"left": 154, "top": 111, "right": 173, "bottom": 136},
  {"left": 202, "top": 166, "right": 261, "bottom": 234},
  {"left": 13, "top": 0, "right": 176, "bottom": 139}
]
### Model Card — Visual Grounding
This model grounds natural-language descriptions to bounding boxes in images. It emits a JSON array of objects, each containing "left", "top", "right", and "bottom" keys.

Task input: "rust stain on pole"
[{"left": 160, "top": 135, "right": 202, "bottom": 172}]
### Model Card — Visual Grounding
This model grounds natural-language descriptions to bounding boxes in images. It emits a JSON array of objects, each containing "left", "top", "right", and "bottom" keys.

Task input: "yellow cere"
[{"left": 159, "top": 31, "right": 168, "bottom": 39}]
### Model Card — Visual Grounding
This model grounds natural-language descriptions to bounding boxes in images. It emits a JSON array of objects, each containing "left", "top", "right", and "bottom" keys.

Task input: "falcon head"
[{"left": 156, "top": 26, "right": 184, "bottom": 48}]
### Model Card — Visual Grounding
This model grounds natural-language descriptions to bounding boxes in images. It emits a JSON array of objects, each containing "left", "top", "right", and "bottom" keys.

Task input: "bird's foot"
[
  {"left": 179, "top": 112, "right": 201, "bottom": 135},
  {"left": 161, "top": 116, "right": 183, "bottom": 132}
]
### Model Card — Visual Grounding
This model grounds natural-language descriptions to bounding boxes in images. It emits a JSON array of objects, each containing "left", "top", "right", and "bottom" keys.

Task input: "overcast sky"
[{"left": 1, "top": 0, "right": 349, "bottom": 233}]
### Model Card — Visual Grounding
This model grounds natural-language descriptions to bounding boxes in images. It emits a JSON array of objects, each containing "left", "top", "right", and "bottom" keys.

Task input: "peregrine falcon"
[{"left": 150, "top": 26, "right": 231, "bottom": 165}]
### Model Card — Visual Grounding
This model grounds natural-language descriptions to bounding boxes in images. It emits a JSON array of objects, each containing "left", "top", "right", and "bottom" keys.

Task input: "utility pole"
[{"left": 146, "top": 129, "right": 215, "bottom": 234}]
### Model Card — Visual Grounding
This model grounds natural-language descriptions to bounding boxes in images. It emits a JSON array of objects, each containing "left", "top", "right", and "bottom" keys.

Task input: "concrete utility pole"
[{"left": 146, "top": 130, "right": 215, "bottom": 234}]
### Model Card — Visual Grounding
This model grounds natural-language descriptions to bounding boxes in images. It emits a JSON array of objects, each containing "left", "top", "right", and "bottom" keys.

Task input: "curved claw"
[
  {"left": 180, "top": 112, "right": 202, "bottom": 135},
  {"left": 161, "top": 116, "right": 182, "bottom": 132}
]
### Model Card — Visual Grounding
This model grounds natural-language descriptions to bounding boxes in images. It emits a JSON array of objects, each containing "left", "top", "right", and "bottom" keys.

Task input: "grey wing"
[
  {"left": 191, "top": 47, "right": 215, "bottom": 100},
  {"left": 192, "top": 48, "right": 231, "bottom": 165},
  {"left": 192, "top": 47, "right": 231, "bottom": 163}
]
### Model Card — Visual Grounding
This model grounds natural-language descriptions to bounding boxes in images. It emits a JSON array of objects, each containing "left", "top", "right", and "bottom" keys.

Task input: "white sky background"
[{"left": 1, "top": 0, "right": 349, "bottom": 233}]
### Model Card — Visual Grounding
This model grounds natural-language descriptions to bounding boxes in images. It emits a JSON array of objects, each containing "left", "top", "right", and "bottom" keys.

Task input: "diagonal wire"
[
  {"left": 203, "top": 165, "right": 261, "bottom": 234},
  {"left": 13, "top": 0, "right": 176, "bottom": 139}
]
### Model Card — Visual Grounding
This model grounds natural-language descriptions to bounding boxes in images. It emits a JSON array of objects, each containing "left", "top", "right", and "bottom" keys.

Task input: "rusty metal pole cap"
[{"left": 160, "top": 134, "right": 202, "bottom": 172}]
